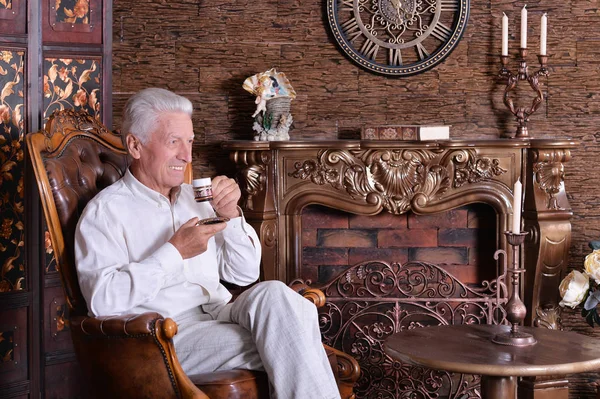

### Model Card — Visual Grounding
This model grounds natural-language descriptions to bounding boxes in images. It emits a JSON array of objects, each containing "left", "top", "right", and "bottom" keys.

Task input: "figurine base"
[
  {"left": 253, "top": 97, "right": 293, "bottom": 141},
  {"left": 492, "top": 330, "right": 537, "bottom": 347}
]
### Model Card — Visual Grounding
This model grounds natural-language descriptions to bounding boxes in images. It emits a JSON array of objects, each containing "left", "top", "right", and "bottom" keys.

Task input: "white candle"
[
  {"left": 540, "top": 13, "right": 547, "bottom": 55},
  {"left": 502, "top": 13, "right": 509, "bottom": 56},
  {"left": 521, "top": 5, "right": 527, "bottom": 49},
  {"left": 512, "top": 179, "right": 522, "bottom": 234}
]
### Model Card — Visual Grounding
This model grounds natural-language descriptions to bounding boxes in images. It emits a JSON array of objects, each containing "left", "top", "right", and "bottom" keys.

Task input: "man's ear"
[{"left": 126, "top": 134, "right": 142, "bottom": 160}]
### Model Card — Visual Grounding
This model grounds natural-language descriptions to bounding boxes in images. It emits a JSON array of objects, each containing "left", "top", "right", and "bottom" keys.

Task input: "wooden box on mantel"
[{"left": 362, "top": 125, "right": 451, "bottom": 140}]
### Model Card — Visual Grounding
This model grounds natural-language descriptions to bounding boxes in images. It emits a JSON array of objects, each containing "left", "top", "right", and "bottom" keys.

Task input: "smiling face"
[{"left": 127, "top": 111, "right": 194, "bottom": 197}]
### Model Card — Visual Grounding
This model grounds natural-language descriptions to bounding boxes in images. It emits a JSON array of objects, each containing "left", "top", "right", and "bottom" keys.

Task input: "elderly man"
[{"left": 74, "top": 88, "right": 340, "bottom": 398}]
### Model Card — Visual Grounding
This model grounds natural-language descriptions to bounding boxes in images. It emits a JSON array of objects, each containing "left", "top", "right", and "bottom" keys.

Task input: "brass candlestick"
[
  {"left": 499, "top": 48, "right": 549, "bottom": 138},
  {"left": 492, "top": 231, "right": 537, "bottom": 346}
]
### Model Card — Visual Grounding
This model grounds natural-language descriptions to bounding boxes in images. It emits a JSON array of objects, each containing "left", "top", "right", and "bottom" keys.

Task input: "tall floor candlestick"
[{"left": 492, "top": 231, "right": 537, "bottom": 346}]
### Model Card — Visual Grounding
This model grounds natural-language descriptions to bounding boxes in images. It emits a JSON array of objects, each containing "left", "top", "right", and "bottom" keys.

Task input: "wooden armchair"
[{"left": 26, "top": 109, "right": 360, "bottom": 399}]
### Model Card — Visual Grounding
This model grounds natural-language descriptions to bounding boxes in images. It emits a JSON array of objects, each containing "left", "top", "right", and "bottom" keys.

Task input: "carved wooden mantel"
[{"left": 223, "top": 139, "right": 576, "bottom": 329}]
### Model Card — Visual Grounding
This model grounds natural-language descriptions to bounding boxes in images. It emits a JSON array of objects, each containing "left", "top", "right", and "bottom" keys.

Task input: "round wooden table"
[{"left": 384, "top": 324, "right": 600, "bottom": 399}]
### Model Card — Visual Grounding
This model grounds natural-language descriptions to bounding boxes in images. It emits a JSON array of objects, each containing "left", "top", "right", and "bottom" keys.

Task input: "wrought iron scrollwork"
[{"left": 306, "top": 260, "right": 507, "bottom": 399}]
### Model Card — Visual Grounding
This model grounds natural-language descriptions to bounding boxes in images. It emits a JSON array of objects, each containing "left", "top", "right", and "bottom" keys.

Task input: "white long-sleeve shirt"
[{"left": 74, "top": 169, "right": 261, "bottom": 318}]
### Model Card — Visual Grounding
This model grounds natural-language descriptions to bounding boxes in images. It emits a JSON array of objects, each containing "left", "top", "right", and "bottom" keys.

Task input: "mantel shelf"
[{"left": 223, "top": 138, "right": 579, "bottom": 150}]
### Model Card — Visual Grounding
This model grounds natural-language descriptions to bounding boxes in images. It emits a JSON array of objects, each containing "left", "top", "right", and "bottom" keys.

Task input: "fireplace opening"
[{"left": 301, "top": 203, "right": 498, "bottom": 289}]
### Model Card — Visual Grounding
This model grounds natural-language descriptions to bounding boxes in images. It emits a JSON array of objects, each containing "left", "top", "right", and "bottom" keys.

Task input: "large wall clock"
[{"left": 327, "top": 0, "right": 470, "bottom": 76}]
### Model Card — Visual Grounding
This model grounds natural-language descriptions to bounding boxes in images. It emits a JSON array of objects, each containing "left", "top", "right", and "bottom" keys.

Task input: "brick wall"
[{"left": 301, "top": 204, "right": 497, "bottom": 287}]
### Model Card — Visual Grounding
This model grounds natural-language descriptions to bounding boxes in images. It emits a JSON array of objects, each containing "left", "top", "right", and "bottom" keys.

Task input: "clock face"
[{"left": 327, "top": 0, "right": 470, "bottom": 76}]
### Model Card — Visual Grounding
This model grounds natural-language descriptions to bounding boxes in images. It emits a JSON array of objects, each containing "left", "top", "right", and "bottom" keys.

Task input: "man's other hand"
[
  {"left": 169, "top": 217, "right": 227, "bottom": 259},
  {"left": 211, "top": 176, "right": 242, "bottom": 219}
]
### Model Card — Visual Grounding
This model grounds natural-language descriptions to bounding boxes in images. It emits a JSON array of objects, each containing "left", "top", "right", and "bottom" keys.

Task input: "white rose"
[
  {"left": 584, "top": 249, "right": 600, "bottom": 284},
  {"left": 559, "top": 270, "right": 589, "bottom": 308}
]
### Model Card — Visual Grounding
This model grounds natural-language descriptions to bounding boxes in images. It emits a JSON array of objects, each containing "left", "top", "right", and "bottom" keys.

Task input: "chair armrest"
[
  {"left": 324, "top": 344, "right": 360, "bottom": 399},
  {"left": 76, "top": 312, "right": 164, "bottom": 335},
  {"left": 71, "top": 312, "right": 209, "bottom": 399},
  {"left": 324, "top": 344, "right": 360, "bottom": 383},
  {"left": 289, "top": 281, "right": 327, "bottom": 308}
]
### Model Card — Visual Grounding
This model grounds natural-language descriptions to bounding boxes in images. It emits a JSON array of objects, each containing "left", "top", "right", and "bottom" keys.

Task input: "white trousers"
[{"left": 173, "top": 280, "right": 341, "bottom": 399}]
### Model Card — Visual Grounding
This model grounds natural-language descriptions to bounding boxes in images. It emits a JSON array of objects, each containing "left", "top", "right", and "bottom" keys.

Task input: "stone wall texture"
[{"left": 112, "top": 1, "right": 600, "bottom": 397}]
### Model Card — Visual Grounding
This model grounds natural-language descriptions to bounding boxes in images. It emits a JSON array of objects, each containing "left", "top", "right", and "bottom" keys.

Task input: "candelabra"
[
  {"left": 499, "top": 48, "right": 549, "bottom": 138},
  {"left": 492, "top": 231, "right": 537, "bottom": 346}
]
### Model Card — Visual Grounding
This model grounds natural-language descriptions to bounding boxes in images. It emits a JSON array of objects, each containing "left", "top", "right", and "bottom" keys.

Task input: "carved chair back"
[{"left": 27, "top": 109, "right": 192, "bottom": 317}]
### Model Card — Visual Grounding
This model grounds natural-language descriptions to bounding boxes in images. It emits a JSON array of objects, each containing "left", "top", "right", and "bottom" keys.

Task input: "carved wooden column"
[
  {"left": 522, "top": 140, "right": 576, "bottom": 330},
  {"left": 518, "top": 141, "right": 576, "bottom": 399},
  {"left": 227, "top": 142, "right": 280, "bottom": 280}
]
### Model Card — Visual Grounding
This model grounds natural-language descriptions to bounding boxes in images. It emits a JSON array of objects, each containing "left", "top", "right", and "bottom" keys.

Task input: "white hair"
[{"left": 121, "top": 88, "right": 193, "bottom": 145}]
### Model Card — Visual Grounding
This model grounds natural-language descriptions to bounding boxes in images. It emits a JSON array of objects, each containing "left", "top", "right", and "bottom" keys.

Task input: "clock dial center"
[{"left": 380, "top": 0, "right": 417, "bottom": 26}]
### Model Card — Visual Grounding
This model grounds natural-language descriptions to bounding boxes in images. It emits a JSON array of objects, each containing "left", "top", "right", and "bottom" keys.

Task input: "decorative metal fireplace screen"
[{"left": 308, "top": 259, "right": 507, "bottom": 398}]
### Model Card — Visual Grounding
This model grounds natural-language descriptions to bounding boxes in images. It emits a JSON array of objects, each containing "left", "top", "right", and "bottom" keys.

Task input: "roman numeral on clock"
[
  {"left": 361, "top": 39, "right": 380, "bottom": 60},
  {"left": 341, "top": 17, "right": 362, "bottom": 42},
  {"left": 440, "top": 0, "right": 459, "bottom": 11},
  {"left": 339, "top": 0, "right": 354, "bottom": 12},
  {"left": 389, "top": 48, "right": 402, "bottom": 66},
  {"left": 431, "top": 22, "right": 453, "bottom": 42},
  {"left": 416, "top": 42, "right": 430, "bottom": 60}
]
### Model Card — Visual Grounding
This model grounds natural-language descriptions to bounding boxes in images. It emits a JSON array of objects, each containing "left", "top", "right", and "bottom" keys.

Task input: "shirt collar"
[{"left": 123, "top": 169, "right": 182, "bottom": 206}]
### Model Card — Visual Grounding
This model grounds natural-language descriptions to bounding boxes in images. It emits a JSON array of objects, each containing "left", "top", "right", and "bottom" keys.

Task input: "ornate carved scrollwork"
[
  {"left": 533, "top": 305, "right": 563, "bottom": 330},
  {"left": 308, "top": 260, "right": 506, "bottom": 399},
  {"left": 291, "top": 149, "right": 451, "bottom": 215},
  {"left": 452, "top": 149, "right": 507, "bottom": 188},
  {"left": 533, "top": 161, "right": 563, "bottom": 210},
  {"left": 47, "top": 109, "right": 112, "bottom": 138},
  {"left": 524, "top": 224, "right": 539, "bottom": 246},
  {"left": 233, "top": 150, "right": 270, "bottom": 210},
  {"left": 240, "top": 165, "right": 265, "bottom": 210},
  {"left": 260, "top": 219, "right": 276, "bottom": 249},
  {"left": 289, "top": 158, "right": 342, "bottom": 189},
  {"left": 532, "top": 149, "right": 570, "bottom": 210},
  {"left": 290, "top": 149, "right": 507, "bottom": 215}
]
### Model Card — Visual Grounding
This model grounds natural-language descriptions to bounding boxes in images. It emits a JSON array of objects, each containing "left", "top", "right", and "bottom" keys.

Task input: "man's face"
[{"left": 130, "top": 111, "right": 194, "bottom": 197}]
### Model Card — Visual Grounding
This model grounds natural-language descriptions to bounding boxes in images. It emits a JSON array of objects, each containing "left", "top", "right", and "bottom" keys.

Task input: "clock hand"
[{"left": 390, "top": 0, "right": 404, "bottom": 17}]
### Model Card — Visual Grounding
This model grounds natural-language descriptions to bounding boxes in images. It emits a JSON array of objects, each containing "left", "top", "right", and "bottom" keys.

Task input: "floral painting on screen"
[
  {"left": 55, "top": 0, "right": 90, "bottom": 25},
  {"left": 0, "top": 49, "right": 25, "bottom": 292},
  {"left": 43, "top": 57, "right": 102, "bottom": 123}
]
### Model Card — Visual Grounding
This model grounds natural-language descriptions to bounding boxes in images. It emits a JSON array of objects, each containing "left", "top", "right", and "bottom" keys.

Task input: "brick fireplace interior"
[{"left": 301, "top": 203, "right": 499, "bottom": 287}]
